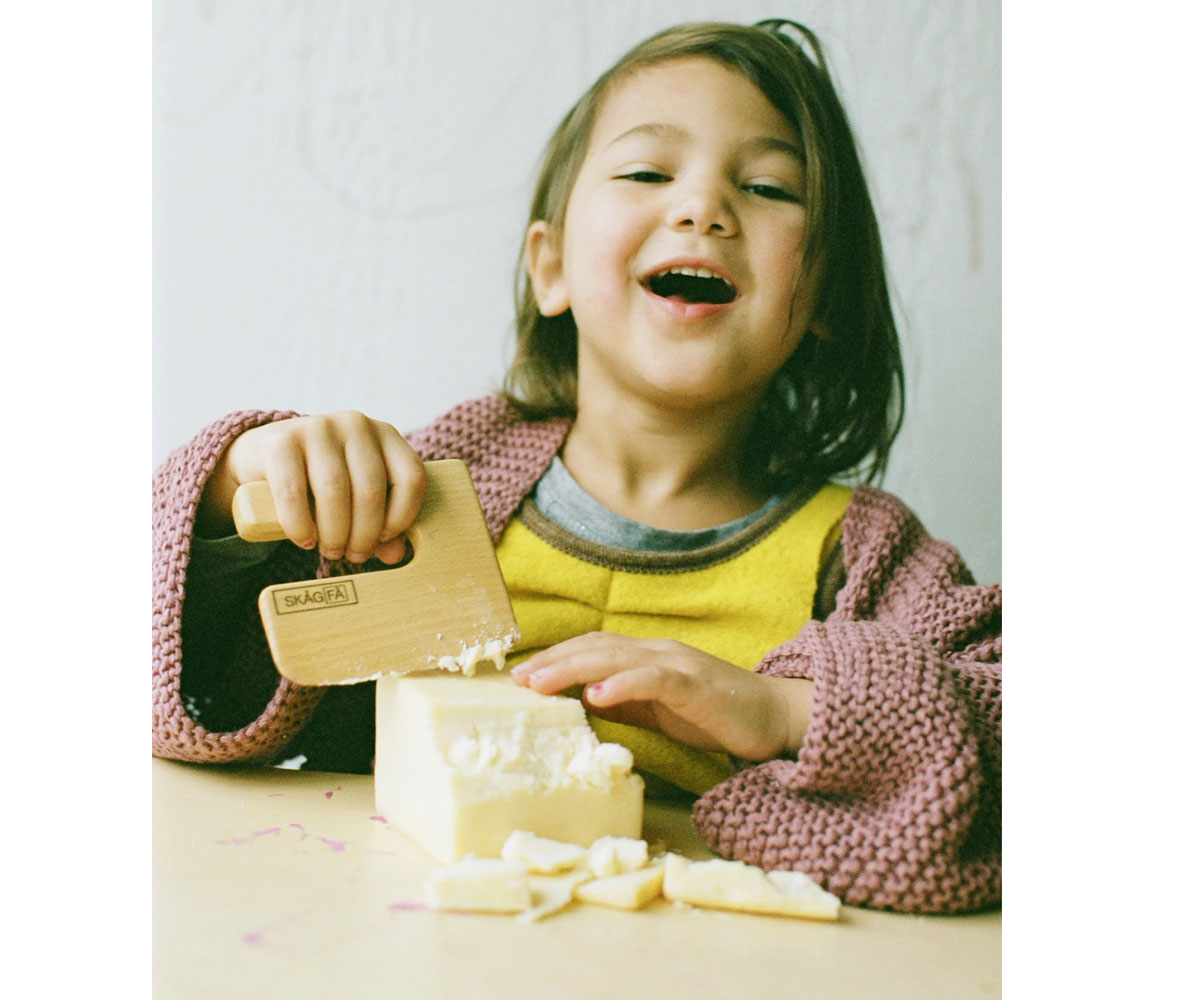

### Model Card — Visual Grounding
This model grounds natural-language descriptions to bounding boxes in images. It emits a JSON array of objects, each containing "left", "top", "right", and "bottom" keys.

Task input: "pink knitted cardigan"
[{"left": 152, "top": 395, "right": 1001, "bottom": 914}]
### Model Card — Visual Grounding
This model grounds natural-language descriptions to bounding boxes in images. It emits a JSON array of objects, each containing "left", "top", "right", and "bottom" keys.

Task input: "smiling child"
[{"left": 153, "top": 20, "right": 1000, "bottom": 914}]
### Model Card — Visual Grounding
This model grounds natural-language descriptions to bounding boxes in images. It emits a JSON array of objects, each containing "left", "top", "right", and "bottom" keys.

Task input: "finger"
[
  {"left": 584, "top": 663, "right": 694, "bottom": 710},
  {"left": 519, "top": 635, "right": 670, "bottom": 695},
  {"left": 262, "top": 440, "right": 318, "bottom": 549},
  {"left": 371, "top": 536, "right": 411, "bottom": 566},
  {"left": 520, "top": 633, "right": 678, "bottom": 673},
  {"left": 579, "top": 695, "right": 660, "bottom": 732},
  {"left": 303, "top": 426, "right": 354, "bottom": 560},
  {"left": 342, "top": 431, "right": 389, "bottom": 563},
  {"left": 376, "top": 424, "right": 426, "bottom": 541},
  {"left": 511, "top": 632, "right": 625, "bottom": 682}
]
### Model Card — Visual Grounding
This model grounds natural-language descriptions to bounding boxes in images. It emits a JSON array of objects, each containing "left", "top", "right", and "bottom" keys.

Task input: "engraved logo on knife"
[{"left": 272, "top": 581, "right": 359, "bottom": 614}]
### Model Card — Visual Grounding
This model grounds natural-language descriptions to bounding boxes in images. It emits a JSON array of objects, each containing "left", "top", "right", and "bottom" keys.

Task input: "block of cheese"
[
  {"left": 662, "top": 854, "right": 841, "bottom": 921},
  {"left": 425, "top": 857, "right": 531, "bottom": 913},
  {"left": 573, "top": 863, "right": 665, "bottom": 910},
  {"left": 375, "top": 668, "right": 645, "bottom": 863}
]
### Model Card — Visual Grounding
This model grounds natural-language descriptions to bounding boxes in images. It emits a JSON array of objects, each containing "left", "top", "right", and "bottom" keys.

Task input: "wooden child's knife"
[{"left": 232, "top": 459, "right": 519, "bottom": 686}]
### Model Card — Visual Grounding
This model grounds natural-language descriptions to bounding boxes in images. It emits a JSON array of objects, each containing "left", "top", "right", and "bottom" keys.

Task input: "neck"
[{"left": 562, "top": 393, "right": 766, "bottom": 531}]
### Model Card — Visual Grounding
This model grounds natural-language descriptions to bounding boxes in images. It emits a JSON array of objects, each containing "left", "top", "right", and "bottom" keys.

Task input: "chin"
[{"left": 635, "top": 374, "right": 760, "bottom": 415}]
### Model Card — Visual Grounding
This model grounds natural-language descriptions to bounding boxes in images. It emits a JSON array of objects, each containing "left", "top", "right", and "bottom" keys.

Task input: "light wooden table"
[{"left": 153, "top": 758, "right": 1000, "bottom": 999}]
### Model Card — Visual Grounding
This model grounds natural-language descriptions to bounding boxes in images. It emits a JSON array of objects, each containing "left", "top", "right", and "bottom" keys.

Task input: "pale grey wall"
[{"left": 153, "top": 0, "right": 1000, "bottom": 582}]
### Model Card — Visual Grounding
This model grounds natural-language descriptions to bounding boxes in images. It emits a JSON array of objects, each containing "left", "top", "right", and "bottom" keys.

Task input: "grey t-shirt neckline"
[{"left": 530, "top": 455, "right": 782, "bottom": 553}]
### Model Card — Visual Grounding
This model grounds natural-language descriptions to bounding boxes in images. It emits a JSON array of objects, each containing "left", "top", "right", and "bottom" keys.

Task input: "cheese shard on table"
[
  {"left": 519, "top": 870, "right": 594, "bottom": 924},
  {"left": 502, "top": 830, "right": 589, "bottom": 874},
  {"left": 661, "top": 854, "right": 841, "bottom": 921},
  {"left": 425, "top": 857, "right": 531, "bottom": 913},
  {"left": 375, "top": 669, "right": 645, "bottom": 864},
  {"left": 573, "top": 863, "right": 666, "bottom": 910},
  {"left": 586, "top": 835, "right": 649, "bottom": 877}
]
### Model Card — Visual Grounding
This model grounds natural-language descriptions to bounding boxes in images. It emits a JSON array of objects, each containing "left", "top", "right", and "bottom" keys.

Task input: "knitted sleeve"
[
  {"left": 691, "top": 486, "right": 1001, "bottom": 914},
  {"left": 151, "top": 398, "right": 564, "bottom": 767},
  {"left": 152, "top": 409, "right": 329, "bottom": 764}
]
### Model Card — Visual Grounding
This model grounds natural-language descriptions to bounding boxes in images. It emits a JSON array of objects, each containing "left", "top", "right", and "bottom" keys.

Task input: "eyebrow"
[{"left": 606, "top": 122, "right": 804, "bottom": 162}]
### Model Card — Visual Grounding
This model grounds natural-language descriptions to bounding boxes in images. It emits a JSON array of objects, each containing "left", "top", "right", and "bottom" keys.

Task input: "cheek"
[
  {"left": 766, "top": 238, "right": 813, "bottom": 318},
  {"left": 564, "top": 200, "right": 643, "bottom": 290}
]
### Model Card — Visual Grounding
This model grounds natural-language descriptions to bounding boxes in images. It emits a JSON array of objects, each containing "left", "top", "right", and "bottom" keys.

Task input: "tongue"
[{"left": 646, "top": 290, "right": 729, "bottom": 320}]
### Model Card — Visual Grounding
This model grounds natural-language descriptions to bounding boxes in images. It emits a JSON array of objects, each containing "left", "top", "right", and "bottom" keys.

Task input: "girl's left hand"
[{"left": 510, "top": 632, "right": 812, "bottom": 761}]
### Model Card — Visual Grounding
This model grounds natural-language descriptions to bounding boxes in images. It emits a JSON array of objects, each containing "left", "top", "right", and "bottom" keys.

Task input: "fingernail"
[
  {"left": 586, "top": 683, "right": 604, "bottom": 697},
  {"left": 346, "top": 551, "right": 369, "bottom": 564},
  {"left": 324, "top": 549, "right": 343, "bottom": 561},
  {"left": 299, "top": 539, "right": 317, "bottom": 550}
]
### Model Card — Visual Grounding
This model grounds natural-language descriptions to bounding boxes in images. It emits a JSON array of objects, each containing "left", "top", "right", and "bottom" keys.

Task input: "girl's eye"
[
  {"left": 617, "top": 170, "right": 671, "bottom": 183},
  {"left": 744, "top": 183, "right": 802, "bottom": 203}
]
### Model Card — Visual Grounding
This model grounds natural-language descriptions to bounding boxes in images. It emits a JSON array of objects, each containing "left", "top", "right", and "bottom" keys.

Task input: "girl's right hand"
[{"left": 197, "top": 411, "right": 426, "bottom": 565}]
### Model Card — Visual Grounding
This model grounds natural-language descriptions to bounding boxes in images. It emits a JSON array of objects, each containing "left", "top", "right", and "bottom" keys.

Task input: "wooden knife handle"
[
  {"left": 231, "top": 460, "right": 476, "bottom": 546},
  {"left": 231, "top": 480, "right": 289, "bottom": 542}
]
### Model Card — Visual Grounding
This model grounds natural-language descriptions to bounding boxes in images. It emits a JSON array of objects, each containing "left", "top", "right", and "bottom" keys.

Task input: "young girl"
[{"left": 153, "top": 20, "right": 1000, "bottom": 915}]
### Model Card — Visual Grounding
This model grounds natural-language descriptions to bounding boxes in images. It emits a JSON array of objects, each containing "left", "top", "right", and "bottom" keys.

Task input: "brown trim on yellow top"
[
  {"left": 813, "top": 539, "right": 846, "bottom": 621},
  {"left": 515, "top": 482, "right": 825, "bottom": 576}
]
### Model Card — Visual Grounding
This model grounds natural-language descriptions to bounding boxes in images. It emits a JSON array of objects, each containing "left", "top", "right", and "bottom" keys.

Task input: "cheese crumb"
[{"left": 433, "top": 634, "right": 516, "bottom": 676}]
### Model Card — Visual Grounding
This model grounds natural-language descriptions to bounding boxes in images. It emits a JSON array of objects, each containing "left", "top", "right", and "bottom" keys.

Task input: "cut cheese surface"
[
  {"left": 375, "top": 668, "right": 644, "bottom": 863},
  {"left": 662, "top": 854, "right": 840, "bottom": 921}
]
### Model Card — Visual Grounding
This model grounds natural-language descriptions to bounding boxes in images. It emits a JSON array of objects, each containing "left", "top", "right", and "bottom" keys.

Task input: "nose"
[{"left": 668, "top": 180, "right": 737, "bottom": 237}]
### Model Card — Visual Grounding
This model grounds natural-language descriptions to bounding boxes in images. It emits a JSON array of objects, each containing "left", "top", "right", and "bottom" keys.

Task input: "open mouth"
[{"left": 644, "top": 267, "right": 737, "bottom": 305}]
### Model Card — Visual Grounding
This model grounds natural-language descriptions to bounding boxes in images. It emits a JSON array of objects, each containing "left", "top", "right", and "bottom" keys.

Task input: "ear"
[{"left": 525, "top": 220, "right": 570, "bottom": 317}]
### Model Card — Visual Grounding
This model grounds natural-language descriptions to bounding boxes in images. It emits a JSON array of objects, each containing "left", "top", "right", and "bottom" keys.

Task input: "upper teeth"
[{"left": 658, "top": 266, "right": 731, "bottom": 284}]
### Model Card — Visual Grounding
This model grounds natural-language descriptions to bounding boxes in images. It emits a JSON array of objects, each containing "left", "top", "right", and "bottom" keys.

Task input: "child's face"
[{"left": 528, "top": 57, "right": 813, "bottom": 418}]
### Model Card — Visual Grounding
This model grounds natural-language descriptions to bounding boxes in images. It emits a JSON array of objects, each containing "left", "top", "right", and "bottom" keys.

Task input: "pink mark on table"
[
  {"left": 323, "top": 785, "right": 343, "bottom": 799},
  {"left": 369, "top": 815, "right": 388, "bottom": 823},
  {"left": 242, "top": 932, "right": 264, "bottom": 945},
  {"left": 216, "top": 821, "right": 349, "bottom": 852},
  {"left": 389, "top": 901, "right": 428, "bottom": 912}
]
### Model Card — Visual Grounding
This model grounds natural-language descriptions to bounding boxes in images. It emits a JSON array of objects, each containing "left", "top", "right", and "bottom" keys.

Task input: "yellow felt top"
[{"left": 495, "top": 484, "right": 852, "bottom": 795}]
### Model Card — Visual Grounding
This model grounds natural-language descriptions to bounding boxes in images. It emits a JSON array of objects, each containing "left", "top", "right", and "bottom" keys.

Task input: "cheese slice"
[
  {"left": 573, "top": 863, "right": 665, "bottom": 910},
  {"left": 375, "top": 669, "right": 645, "bottom": 864},
  {"left": 519, "top": 870, "right": 594, "bottom": 923},
  {"left": 502, "top": 830, "right": 589, "bottom": 874},
  {"left": 586, "top": 835, "right": 649, "bottom": 877},
  {"left": 425, "top": 857, "right": 531, "bottom": 912},
  {"left": 661, "top": 854, "right": 840, "bottom": 921}
]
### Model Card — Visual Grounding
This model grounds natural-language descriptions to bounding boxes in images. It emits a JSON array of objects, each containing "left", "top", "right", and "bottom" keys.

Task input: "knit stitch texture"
[{"left": 152, "top": 395, "right": 1000, "bottom": 913}]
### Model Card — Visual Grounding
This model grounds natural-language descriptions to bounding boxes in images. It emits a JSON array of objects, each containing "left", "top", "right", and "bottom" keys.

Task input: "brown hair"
[{"left": 504, "top": 19, "right": 904, "bottom": 487}]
